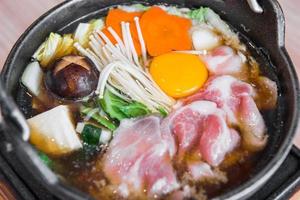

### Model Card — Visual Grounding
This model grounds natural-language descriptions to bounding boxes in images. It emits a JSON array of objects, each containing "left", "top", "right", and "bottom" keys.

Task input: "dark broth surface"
[{"left": 51, "top": 141, "right": 260, "bottom": 199}]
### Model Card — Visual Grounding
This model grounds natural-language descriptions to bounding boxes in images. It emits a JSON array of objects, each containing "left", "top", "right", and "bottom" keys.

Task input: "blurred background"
[{"left": 0, "top": 0, "right": 299, "bottom": 147}]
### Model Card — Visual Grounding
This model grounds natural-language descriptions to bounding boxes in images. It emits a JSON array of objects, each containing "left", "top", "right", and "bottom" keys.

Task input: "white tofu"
[
  {"left": 27, "top": 105, "right": 82, "bottom": 155},
  {"left": 21, "top": 61, "right": 43, "bottom": 97}
]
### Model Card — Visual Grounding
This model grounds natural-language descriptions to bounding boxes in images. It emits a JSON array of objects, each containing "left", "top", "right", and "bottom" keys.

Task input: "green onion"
[
  {"left": 80, "top": 107, "right": 117, "bottom": 131},
  {"left": 38, "top": 151, "right": 53, "bottom": 168},
  {"left": 81, "top": 124, "right": 101, "bottom": 146},
  {"left": 76, "top": 123, "right": 112, "bottom": 146}
]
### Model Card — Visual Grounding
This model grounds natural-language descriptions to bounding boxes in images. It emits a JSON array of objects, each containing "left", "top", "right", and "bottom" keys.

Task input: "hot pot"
[{"left": 0, "top": 0, "right": 299, "bottom": 199}]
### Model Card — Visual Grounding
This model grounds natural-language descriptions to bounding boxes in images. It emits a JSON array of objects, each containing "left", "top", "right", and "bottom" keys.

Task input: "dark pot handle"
[{"left": 0, "top": 80, "right": 29, "bottom": 141}]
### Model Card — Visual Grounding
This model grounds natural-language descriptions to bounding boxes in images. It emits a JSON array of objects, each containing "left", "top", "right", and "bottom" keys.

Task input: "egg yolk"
[{"left": 150, "top": 52, "right": 208, "bottom": 98}]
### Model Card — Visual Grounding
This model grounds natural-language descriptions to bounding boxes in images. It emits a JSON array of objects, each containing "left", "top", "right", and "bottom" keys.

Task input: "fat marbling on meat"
[
  {"left": 202, "top": 46, "right": 245, "bottom": 76},
  {"left": 103, "top": 116, "right": 179, "bottom": 197},
  {"left": 162, "top": 101, "right": 240, "bottom": 166},
  {"left": 184, "top": 75, "right": 268, "bottom": 151}
]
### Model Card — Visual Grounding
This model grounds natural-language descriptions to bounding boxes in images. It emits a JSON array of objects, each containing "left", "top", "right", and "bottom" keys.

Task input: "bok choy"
[{"left": 100, "top": 89, "right": 150, "bottom": 121}]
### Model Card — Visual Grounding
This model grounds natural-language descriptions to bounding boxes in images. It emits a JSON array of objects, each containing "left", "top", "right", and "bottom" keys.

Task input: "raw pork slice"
[
  {"left": 184, "top": 75, "right": 254, "bottom": 124},
  {"left": 103, "top": 116, "right": 179, "bottom": 197},
  {"left": 187, "top": 161, "right": 227, "bottom": 182},
  {"left": 202, "top": 46, "right": 244, "bottom": 75},
  {"left": 238, "top": 95, "right": 268, "bottom": 151},
  {"left": 254, "top": 76, "right": 278, "bottom": 110},
  {"left": 162, "top": 101, "right": 240, "bottom": 166},
  {"left": 184, "top": 75, "right": 267, "bottom": 150},
  {"left": 198, "top": 115, "right": 241, "bottom": 165}
]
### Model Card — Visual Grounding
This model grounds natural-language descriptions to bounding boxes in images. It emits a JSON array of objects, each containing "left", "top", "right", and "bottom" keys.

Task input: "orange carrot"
[
  {"left": 140, "top": 7, "right": 192, "bottom": 56},
  {"left": 104, "top": 9, "right": 143, "bottom": 55}
]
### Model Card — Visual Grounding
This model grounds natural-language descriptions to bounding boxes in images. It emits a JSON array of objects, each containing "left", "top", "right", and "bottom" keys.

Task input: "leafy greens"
[{"left": 100, "top": 90, "right": 151, "bottom": 121}]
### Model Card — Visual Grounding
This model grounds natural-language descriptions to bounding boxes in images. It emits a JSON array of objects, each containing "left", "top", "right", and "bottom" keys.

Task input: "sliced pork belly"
[
  {"left": 188, "top": 161, "right": 215, "bottom": 180},
  {"left": 187, "top": 161, "right": 227, "bottom": 182},
  {"left": 103, "top": 116, "right": 179, "bottom": 197},
  {"left": 168, "top": 108, "right": 202, "bottom": 160},
  {"left": 254, "top": 76, "right": 278, "bottom": 110},
  {"left": 184, "top": 75, "right": 267, "bottom": 151},
  {"left": 238, "top": 95, "right": 268, "bottom": 151},
  {"left": 203, "top": 45, "right": 278, "bottom": 109},
  {"left": 199, "top": 115, "right": 241, "bottom": 166},
  {"left": 184, "top": 75, "right": 254, "bottom": 124},
  {"left": 203, "top": 46, "right": 244, "bottom": 75},
  {"left": 163, "top": 101, "right": 240, "bottom": 166}
]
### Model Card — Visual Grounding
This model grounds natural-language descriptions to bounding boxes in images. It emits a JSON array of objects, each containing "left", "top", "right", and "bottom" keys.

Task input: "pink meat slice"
[
  {"left": 188, "top": 161, "right": 215, "bottom": 180},
  {"left": 103, "top": 116, "right": 179, "bottom": 197},
  {"left": 163, "top": 101, "right": 240, "bottom": 166},
  {"left": 172, "top": 108, "right": 202, "bottom": 160},
  {"left": 140, "top": 147, "right": 178, "bottom": 195},
  {"left": 184, "top": 75, "right": 254, "bottom": 124},
  {"left": 184, "top": 75, "right": 267, "bottom": 150},
  {"left": 255, "top": 76, "right": 278, "bottom": 110},
  {"left": 199, "top": 115, "right": 240, "bottom": 166},
  {"left": 202, "top": 46, "right": 243, "bottom": 75},
  {"left": 238, "top": 95, "right": 268, "bottom": 151}
]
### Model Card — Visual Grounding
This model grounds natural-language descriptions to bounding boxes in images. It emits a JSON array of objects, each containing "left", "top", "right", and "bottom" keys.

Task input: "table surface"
[{"left": 0, "top": 0, "right": 299, "bottom": 148}]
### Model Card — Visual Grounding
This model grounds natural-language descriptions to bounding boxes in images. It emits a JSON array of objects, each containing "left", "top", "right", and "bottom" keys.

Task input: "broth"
[{"left": 39, "top": 139, "right": 259, "bottom": 199}]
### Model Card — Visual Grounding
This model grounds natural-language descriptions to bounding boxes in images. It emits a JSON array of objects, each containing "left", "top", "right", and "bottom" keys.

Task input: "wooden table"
[{"left": 0, "top": 0, "right": 299, "bottom": 148}]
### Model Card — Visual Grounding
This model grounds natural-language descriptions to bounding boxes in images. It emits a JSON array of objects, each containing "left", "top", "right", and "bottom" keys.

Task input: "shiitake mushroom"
[{"left": 45, "top": 55, "right": 98, "bottom": 101}]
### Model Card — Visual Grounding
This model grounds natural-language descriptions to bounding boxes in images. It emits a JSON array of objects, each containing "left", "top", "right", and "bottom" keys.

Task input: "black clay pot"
[{"left": 0, "top": 0, "right": 299, "bottom": 200}]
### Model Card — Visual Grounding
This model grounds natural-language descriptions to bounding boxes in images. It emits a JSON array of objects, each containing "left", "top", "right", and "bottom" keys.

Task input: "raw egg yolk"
[{"left": 150, "top": 52, "right": 208, "bottom": 98}]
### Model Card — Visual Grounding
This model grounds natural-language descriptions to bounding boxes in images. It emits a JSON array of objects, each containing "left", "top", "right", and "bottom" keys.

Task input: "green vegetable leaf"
[
  {"left": 158, "top": 107, "right": 168, "bottom": 117},
  {"left": 119, "top": 102, "right": 150, "bottom": 118},
  {"left": 81, "top": 107, "right": 117, "bottom": 131},
  {"left": 100, "top": 90, "right": 150, "bottom": 121},
  {"left": 133, "top": 4, "right": 149, "bottom": 11},
  {"left": 100, "top": 90, "right": 128, "bottom": 121},
  {"left": 187, "top": 7, "right": 208, "bottom": 22}
]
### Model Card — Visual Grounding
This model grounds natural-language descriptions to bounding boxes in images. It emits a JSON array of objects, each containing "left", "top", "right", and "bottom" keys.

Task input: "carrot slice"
[
  {"left": 140, "top": 7, "right": 192, "bottom": 56},
  {"left": 104, "top": 9, "right": 143, "bottom": 55}
]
